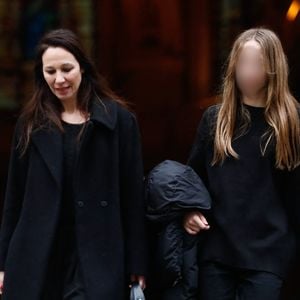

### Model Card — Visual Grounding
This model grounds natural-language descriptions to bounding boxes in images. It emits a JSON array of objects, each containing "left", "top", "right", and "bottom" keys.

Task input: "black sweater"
[{"left": 188, "top": 104, "right": 300, "bottom": 278}]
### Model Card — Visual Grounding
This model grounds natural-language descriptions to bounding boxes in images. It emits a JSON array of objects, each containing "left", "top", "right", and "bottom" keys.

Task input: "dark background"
[{"left": 0, "top": 1, "right": 300, "bottom": 298}]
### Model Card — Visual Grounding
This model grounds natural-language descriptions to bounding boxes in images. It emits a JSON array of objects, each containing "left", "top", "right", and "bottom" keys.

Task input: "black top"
[
  {"left": 188, "top": 104, "right": 299, "bottom": 278},
  {"left": 43, "top": 121, "right": 85, "bottom": 297},
  {"left": 61, "top": 121, "right": 83, "bottom": 230},
  {"left": 61, "top": 121, "right": 84, "bottom": 290},
  {"left": 61, "top": 122, "right": 83, "bottom": 253}
]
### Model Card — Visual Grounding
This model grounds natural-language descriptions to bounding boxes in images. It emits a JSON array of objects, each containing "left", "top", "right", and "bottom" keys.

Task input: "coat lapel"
[
  {"left": 89, "top": 98, "right": 117, "bottom": 130},
  {"left": 29, "top": 98, "right": 117, "bottom": 190},
  {"left": 31, "top": 126, "right": 63, "bottom": 190}
]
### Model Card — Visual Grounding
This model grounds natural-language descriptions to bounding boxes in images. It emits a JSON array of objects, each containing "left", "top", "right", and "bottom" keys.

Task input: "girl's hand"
[
  {"left": 0, "top": 271, "right": 4, "bottom": 294},
  {"left": 130, "top": 274, "right": 146, "bottom": 290},
  {"left": 183, "top": 211, "right": 210, "bottom": 235}
]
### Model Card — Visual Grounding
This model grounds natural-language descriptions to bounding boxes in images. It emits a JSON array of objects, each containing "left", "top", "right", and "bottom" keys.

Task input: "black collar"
[{"left": 89, "top": 98, "right": 117, "bottom": 130}]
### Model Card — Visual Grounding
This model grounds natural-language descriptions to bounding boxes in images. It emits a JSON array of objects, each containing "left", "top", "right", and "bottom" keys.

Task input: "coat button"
[
  {"left": 100, "top": 201, "right": 108, "bottom": 207},
  {"left": 78, "top": 201, "right": 84, "bottom": 207}
]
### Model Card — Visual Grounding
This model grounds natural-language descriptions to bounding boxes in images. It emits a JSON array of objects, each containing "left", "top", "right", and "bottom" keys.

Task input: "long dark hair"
[{"left": 19, "top": 28, "right": 126, "bottom": 154}]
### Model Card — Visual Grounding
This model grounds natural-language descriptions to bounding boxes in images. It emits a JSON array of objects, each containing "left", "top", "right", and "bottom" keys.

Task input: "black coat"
[
  {"left": 0, "top": 99, "right": 147, "bottom": 300},
  {"left": 146, "top": 160, "right": 211, "bottom": 300}
]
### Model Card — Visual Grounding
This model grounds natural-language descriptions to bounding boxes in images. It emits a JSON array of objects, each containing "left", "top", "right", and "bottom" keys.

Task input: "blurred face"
[
  {"left": 235, "top": 40, "right": 267, "bottom": 98},
  {"left": 42, "top": 47, "right": 83, "bottom": 103}
]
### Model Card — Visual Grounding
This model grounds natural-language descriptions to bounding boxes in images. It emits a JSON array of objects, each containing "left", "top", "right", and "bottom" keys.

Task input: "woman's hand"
[
  {"left": 130, "top": 274, "right": 146, "bottom": 290},
  {"left": 183, "top": 211, "right": 210, "bottom": 235},
  {"left": 0, "top": 271, "right": 4, "bottom": 294}
]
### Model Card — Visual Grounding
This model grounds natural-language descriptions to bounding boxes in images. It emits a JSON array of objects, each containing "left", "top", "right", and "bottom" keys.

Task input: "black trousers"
[
  {"left": 41, "top": 222, "right": 86, "bottom": 300},
  {"left": 198, "top": 262, "right": 283, "bottom": 300},
  {"left": 42, "top": 255, "right": 86, "bottom": 300}
]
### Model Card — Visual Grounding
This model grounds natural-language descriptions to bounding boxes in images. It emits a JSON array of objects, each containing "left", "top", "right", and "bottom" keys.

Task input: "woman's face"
[
  {"left": 42, "top": 47, "right": 83, "bottom": 103},
  {"left": 235, "top": 40, "right": 267, "bottom": 98}
]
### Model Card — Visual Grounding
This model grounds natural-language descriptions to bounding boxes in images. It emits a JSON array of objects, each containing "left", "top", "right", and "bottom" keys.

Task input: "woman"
[
  {"left": 0, "top": 29, "right": 147, "bottom": 299},
  {"left": 184, "top": 28, "right": 300, "bottom": 299}
]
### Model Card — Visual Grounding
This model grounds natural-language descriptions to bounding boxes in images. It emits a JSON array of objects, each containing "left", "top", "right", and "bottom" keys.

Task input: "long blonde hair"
[{"left": 212, "top": 28, "right": 300, "bottom": 171}]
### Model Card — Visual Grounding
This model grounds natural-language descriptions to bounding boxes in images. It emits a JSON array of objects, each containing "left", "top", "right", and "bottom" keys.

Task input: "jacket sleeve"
[
  {"left": 0, "top": 120, "right": 28, "bottom": 270},
  {"left": 118, "top": 110, "right": 147, "bottom": 276}
]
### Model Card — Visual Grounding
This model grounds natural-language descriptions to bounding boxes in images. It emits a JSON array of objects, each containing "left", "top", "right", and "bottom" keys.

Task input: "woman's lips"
[{"left": 55, "top": 86, "right": 70, "bottom": 94}]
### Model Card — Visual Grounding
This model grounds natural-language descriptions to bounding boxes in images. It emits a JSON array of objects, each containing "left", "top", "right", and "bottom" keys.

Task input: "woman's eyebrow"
[
  {"left": 44, "top": 66, "right": 55, "bottom": 70},
  {"left": 43, "top": 63, "right": 75, "bottom": 70},
  {"left": 61, "top": 63, "right": 74, "bottom": 67}
]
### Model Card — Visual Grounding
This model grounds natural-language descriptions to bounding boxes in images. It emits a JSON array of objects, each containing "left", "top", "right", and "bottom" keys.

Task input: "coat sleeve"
[
  {"left": 0, "top": 120, "right": 28, "bottom": 270},
  {"left": 118, "top": 110, "right": 147, "bottom": 276}
]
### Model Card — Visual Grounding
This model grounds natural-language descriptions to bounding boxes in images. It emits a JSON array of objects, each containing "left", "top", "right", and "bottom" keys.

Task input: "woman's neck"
[
  {"left": 61, "top": 97, "right": 78, "bottom": 113},
  {"left": 61, "top": 99, "right": 87, "bottom": 124},
  {"left": 241, "top": 91, "right": 266, "bottom": 108}
]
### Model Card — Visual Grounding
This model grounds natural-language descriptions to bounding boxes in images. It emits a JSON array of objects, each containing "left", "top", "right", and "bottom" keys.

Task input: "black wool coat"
[{"left": 0, "top": 98, "right": 147, "bottom": 300}]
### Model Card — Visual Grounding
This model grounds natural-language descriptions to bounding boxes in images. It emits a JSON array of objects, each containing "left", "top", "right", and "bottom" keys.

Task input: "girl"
[
  {"left": 0, "top": 29, "right": 147, "bottom": 299},
  {"left": 184, "top": 28, "right": 300, "bottom": 299}
]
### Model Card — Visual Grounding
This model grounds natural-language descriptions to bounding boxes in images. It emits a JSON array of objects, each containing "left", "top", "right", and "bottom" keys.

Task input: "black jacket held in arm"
[{"left": 146, "top": 160, "right": 211, "bottom": 300}]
